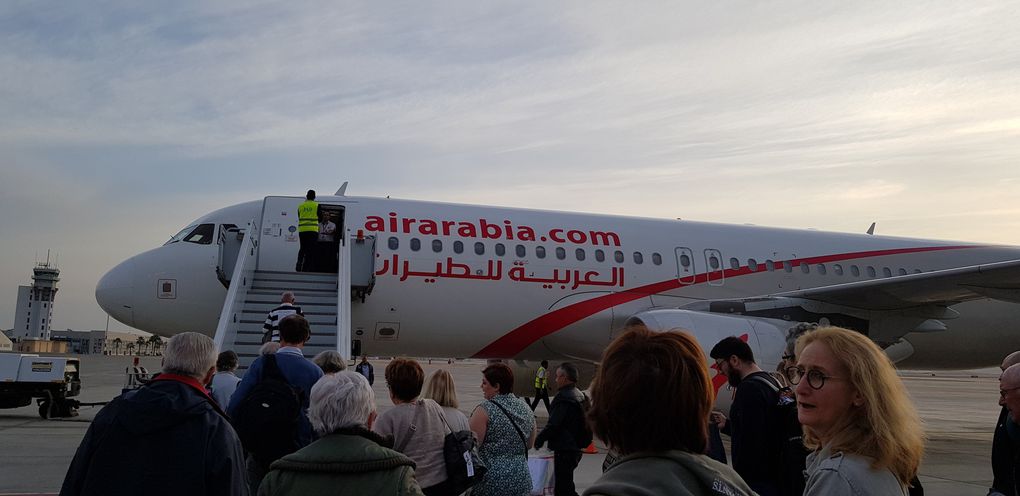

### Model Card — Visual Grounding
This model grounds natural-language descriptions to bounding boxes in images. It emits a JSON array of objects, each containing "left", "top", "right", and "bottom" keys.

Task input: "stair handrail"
[
  {"left": 214, "top": 218, "right": 260, "bottom": 351},
  {"left": 337, "top": 229, "right": 353, "bottom": 360}
]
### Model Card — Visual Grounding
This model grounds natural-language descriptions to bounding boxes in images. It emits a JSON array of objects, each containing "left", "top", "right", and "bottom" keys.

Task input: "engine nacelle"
[{"left": 627, "top": 309, "right": 793, "bottom": 411}]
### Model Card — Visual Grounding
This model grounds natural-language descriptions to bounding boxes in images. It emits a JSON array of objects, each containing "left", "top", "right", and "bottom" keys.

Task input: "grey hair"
[
  {"left": 162, "top": 332, "right": 217, "bottom": 379},
  {"left": 784, "top": 322, "right": 819, "bottom": 356},
  {"left": 281, "top": 291, "right": 295, "bottom": 303},
  {"left": 559, "top": 362, "right": 579, "bottom": 383},
  {"left": 309, "top": 372, "right": 375, "bottom": 435},
  {"left": 1002, "top": 351, "right": 1020, "bottom": 371},
  {"left": 1003, "top": 363, "right": 1020, "bottom": 387},
  {"left": 259, "top": 341, "right": 281, "bottom": 355},
  {"left": 313, "top": 350, "right": 347, "bottom": 374}
]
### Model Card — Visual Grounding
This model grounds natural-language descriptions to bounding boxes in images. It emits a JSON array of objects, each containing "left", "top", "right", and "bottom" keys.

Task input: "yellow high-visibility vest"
[
  {"left": 534, "top": 366, "right": 547, "bottom": 388},
  {"left": 297, "top": 200, "right": 319, "bottom": 233}
]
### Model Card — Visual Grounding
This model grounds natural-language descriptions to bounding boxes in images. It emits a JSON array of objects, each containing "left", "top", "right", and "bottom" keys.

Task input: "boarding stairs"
[
  {"left": 213, "top": 199, "right": 376, "bottom": 377},
  {"left": 228, "top": 271, "right": 340, "bottom": 373}
]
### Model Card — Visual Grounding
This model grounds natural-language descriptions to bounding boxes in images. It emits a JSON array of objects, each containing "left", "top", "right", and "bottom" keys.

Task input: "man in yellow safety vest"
[
  {"left": 530, "top": 359, "right": 551, "bottom": 412},
  {"left": 296, "top": 190, "right": 320, "bottom": 272}
]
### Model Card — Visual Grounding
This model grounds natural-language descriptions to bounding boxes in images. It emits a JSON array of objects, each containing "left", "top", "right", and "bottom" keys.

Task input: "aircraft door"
[
  {"left": 675, "top": 247, "right": 696, "bottom": 284},
  {"left": 216, "top": 224, "right": 243, "bottom": 287},
  {"left": 257, "top": 196, "right": 346, "bottom": 273},
  {"left": 704, "top": 249, "right": 724, "bottom": 286}
]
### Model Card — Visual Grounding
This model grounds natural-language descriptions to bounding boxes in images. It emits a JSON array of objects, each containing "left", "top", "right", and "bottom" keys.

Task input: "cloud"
[
  {"left": 836, "top": 180, "right": 907, "bottom": 201},
  {"left": 1, "top": 1, "right": 1020, "bottom": 330}
]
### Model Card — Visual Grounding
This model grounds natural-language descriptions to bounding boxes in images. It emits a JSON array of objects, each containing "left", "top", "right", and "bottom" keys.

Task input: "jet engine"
[{"left": 626, "top": 308, "right": 793, "bottom": 376}]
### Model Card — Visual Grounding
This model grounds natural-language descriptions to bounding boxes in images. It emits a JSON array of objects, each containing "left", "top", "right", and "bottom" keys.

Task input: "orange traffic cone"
[{"left": 583, "top": 441, "right": 598, "bottom": 454}]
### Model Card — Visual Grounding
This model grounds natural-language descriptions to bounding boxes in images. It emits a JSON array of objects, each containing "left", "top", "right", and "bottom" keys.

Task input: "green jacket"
[
  {"left": 583, "top": 450, "right": 757, "bottom": 496},
  {"left": 258, "top": 426, "right": 425, "bottom": 496}
]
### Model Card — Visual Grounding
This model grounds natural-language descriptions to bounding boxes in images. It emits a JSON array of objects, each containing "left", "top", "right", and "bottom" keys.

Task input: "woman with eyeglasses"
[{"left": 788, "top": 326, "right": 924, "bottom": 495}]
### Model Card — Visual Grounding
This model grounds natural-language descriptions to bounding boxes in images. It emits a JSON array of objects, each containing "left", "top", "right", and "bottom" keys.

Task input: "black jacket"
[
  {"left": 721, "top": 371, "right": 780, "bottom": 487},
  {"left": 994, "top": 406, "right": 1017, "bottom": 495},
  {"left": 536, "top": 384, "right": 586, "bottom": 451},
  {"left": 60, "top": 375, "right": 248, "bottom": 496}
]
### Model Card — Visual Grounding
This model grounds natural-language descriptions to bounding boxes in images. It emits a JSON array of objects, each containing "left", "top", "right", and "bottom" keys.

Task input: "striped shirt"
[{"left": 262, "top": 303, "right": 302, "bottom": 342}]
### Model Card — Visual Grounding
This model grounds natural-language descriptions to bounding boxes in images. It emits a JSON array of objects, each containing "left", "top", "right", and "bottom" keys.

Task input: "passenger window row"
[
  {"left": 386, "top": 236, "right": 663, "bottom": 265},
  {"left": 723, "top": 256, "right": 920, "bottom": 278}
]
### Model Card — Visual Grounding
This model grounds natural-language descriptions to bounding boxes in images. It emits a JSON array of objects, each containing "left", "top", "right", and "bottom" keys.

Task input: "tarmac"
[{"left": 0, "top": 354, "right": 1002, "bottom": 495}]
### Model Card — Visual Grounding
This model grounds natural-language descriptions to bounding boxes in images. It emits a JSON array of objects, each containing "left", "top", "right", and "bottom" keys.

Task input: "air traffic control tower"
[{"left": 12, "top": 259, "right": 60, "bottom": 340}]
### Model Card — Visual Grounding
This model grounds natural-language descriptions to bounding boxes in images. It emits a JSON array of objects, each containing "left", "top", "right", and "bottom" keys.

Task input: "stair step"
[
  {"left": 242, "top": 300, "right": 338, "bottom": 309},
  {"left": 254, "top": 270, "right": 338, "bottom": 282},
  {"left": 249, "top": 291, "right": 337, "bottom": 299}
]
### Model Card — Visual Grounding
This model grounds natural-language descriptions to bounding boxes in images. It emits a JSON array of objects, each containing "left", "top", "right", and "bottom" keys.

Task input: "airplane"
[{"left": 95, "top": 188, "right": 1020, "bottom": 405}]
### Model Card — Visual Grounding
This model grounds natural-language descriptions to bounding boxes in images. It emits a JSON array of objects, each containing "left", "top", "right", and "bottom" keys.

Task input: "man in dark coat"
[
  {"left": 710, "top": 336, "right": 782, "bottom": 496},
  {"left": 60, "top": 332, "right": 247, "bottom": 496},
  {"left": 992, "top": 351, "right": 1020, "bottom": 496},
  {"left": 535, "top": 362, "right": 589, "bottom": 496}
]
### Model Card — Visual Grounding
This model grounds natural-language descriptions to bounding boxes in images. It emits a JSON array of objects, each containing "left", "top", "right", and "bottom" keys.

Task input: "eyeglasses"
[
  {"left": 786, "top": 366, "right": 842, "bottom": 390},
  {"left": 1000, "top": 386, "right": 1020, "bottom": 397}
]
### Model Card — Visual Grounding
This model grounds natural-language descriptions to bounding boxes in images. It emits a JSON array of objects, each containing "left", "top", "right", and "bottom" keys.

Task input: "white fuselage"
[{"left": 96, "top": 195, "right": 1020, "bottom": 370}]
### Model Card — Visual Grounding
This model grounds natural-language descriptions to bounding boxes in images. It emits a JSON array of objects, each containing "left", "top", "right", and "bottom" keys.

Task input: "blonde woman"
[
  {"left": 789, "top": 326, "right": 924, "bottom": 495},
  {"left": 423, "top": 369, "right": 470, "bottom": 432}
]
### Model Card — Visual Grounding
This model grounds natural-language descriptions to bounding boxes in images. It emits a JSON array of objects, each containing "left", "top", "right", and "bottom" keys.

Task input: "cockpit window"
[
  {"left": 165, "top": 224, "right": 198, "bottom": 245},
  {"left": 183, "top": 224, "right": 215, "bottom": 245}
]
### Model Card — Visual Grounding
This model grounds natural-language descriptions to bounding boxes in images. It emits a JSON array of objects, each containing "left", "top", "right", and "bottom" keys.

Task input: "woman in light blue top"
[
  {"left": 790, "top": 327, "right": 924, "bottom": 495},
  {"left": 469, "top": 363, "right": 536, "bottom": 496}
]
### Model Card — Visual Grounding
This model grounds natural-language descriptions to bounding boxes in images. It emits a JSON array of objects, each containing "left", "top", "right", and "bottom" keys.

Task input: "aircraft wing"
[{"left": 770, "top": 258, "right": 1020, "bottom": 310}]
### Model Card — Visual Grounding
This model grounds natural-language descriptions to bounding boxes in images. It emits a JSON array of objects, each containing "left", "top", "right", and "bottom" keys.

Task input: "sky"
[{"left": 1, "top": 1, "right": 1019, "bottom": 333}]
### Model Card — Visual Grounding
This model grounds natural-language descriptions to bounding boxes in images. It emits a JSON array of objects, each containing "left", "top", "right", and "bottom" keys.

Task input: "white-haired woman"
[
  {"left": 313, "top": 350, "right": 347, "bottom": 375},
  {"left": 258, "top": 372, "right": 424, "bottom": 496}
]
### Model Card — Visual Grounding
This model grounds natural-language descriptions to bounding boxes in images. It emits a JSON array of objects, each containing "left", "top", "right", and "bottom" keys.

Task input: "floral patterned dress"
[{"left": 472, "top": 393, "right": 535, "bottom": 496}]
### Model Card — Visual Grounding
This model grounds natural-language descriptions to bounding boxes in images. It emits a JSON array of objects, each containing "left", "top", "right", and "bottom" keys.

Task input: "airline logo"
[
  {"left": 364, "top": 213, "right": 621, "bottom": 246},
  {"left": 375, "top": 255, "right": 624, "bottom": 290}
]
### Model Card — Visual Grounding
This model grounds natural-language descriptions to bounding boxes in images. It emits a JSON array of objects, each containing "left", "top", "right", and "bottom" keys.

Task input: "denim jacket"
[{"left": 804, "top": 445, "right": 906, "bottom": 496}]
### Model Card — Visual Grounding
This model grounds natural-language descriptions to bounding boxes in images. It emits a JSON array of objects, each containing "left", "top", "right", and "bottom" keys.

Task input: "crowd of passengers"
[{"left": 64, "top": 310, "right": 1020, "bottom": 496}]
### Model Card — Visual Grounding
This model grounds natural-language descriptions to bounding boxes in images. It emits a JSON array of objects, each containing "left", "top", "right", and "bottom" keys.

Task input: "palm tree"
[
  {"left": 125, "top": 342, "right": 135, "bottom": 355},
  {"left": 136, "top": 336, "right": 147, "bottom": 355},
  {"left": 148, "top": 335, "right": 164, "bottom": 356},
  {"left": 112, "top": 337, "right": 122, "bottom": 355}
]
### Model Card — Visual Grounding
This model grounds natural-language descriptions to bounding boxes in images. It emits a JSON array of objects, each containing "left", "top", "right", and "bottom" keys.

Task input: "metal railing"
[
  {"left": 214, "top": 218, "right": 259, "bottom": 351},
  {"left": 337, "top": 229, "right": 353, "bottom": 360}
]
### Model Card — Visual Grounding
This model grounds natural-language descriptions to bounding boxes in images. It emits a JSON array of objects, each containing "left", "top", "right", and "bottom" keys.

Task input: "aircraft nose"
[{"left": 96, "top": 259, "right": 136, "bottom": 327}]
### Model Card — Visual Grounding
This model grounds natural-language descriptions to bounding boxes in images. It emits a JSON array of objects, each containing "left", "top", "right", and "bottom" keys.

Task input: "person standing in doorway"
[
  {"left": 530, "top": 360, "right": 550, "bottom": 412},
  {"left": 296, "top": 190, "right": 319, "bottom": 272},
  {"left": 317, "top": 212, "right": 338, "bottom": 273}
]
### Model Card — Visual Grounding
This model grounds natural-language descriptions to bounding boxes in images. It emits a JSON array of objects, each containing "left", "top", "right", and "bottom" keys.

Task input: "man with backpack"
[
  {"left": 535, "top": 362, "right": 592, "bottom": 496},
  {"left": 228, "top": 314, "right": 323, "bottom": 494},
  {"left": 60, "top": 333, "right": 247, "bottom": 496},
  {"left": 710, "top": 336, "right": 785, "bottom": 496}
]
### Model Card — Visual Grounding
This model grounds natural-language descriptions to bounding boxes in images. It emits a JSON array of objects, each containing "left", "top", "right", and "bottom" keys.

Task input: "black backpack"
[
  {"left": 231, "top": 354, "right": 303, "bottom": 465},
  {"left": 748, "top": 374, "right": 808, "bottom": 496}
]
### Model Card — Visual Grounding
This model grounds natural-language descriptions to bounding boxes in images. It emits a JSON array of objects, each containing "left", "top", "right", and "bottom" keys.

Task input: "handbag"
[
  {"left": 528, "top": 451, "right": 555, "bottom": 496},
  {"left": 438, "top": 410, "right": 487, "bottom": 494}
]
